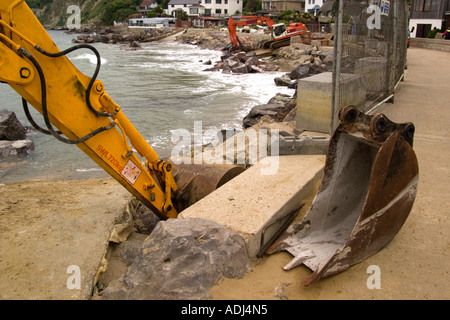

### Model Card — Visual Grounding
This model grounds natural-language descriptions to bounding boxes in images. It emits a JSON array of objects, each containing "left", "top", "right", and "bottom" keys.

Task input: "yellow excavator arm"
[{"left": 0, "top": 0, "right": 178, "bottom": 219}]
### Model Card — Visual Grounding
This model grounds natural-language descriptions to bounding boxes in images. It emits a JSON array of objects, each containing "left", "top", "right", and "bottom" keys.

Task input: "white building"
[
  {"left": 261, "top": 0, "right": 304, "bottom": 12},
  {"left": 166, "top": 0, "right": 243, "bottom": 18},
  {"left": 305, "top": 0, "right": 324, "bottom": 15},
  {"left": 138, "top": 0, "right": 159, "bottom": 17},
  {"left": 129, "top": 17, "right": 177, "bottom": 27}
]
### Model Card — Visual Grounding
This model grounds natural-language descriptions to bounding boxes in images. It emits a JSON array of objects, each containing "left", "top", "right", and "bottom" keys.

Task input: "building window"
[
  {"left": 216, "top": 8, "right": 221, "bottom": 13},
  {"left": 415, "top": 0, "right": 439, "bottom": 12},
  {"left": 190, "top": 8, "right": 199, "bottom": 14},
  {"left": 205, "top": 0, "right": 211, "bottom": 3},
  {"left": 225, "top": 0, "right": 228, "bottom": 3},
  {"left": 216, "top": 0, "right": 221, "bottom": 3}
]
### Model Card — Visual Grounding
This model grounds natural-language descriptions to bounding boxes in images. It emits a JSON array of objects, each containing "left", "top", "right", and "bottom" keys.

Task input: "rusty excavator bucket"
[
  {"left": 171, "top": 162, "right": 246, "bottom": 212},
  {"left": 267, "top": 106, "right": 419, "bottom": 285}
]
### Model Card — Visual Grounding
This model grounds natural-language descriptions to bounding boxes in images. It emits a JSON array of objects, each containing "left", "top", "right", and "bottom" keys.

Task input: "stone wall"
[{"left": 410, "top": 37, "right": 450, "bottom": 52}]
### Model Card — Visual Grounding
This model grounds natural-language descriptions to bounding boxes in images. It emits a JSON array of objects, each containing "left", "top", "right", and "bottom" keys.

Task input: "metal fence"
[{"left": 330, "top": 0, "right": 409, "bottom": 132}]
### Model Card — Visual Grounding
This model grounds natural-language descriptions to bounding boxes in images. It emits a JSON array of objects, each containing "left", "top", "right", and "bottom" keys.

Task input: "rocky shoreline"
[
  {"left": 69, "top": 26, "right": 184, "bottom": 45},
  {"left": 175, "top": 29, "right": 334, "bottom": 132},
  {"left": 69, "top": 26, "right": 334, "bottom": 123},
  {"left": 1, "top": 28, "right": 335, "bottom": 168}
]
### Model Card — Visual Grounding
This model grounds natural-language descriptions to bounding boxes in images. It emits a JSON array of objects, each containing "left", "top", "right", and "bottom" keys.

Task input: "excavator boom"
[{"left": 0, "top": 0, "right": 242, "bottom": 219}]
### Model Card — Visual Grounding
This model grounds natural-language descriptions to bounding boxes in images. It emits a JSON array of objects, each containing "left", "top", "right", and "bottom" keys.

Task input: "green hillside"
[{"left": 24, "top": 0, "right": 142, "bottom": 27}]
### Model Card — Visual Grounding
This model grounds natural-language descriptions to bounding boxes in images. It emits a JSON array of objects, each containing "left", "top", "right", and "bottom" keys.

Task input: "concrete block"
[
  {"left": 179, "top": 155, "right": 325, "bottom": 259},
  {"left": 279, "top": 132, "right": 330, "bottom": 155},
  {"left": 296, "top": 72, "right": 366, "bottom": 133}
]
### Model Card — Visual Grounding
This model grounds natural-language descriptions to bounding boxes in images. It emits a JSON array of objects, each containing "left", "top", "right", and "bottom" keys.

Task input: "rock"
[
  {"left": 283, "top": 107, "right": 297, "bottom": 122},
  {"left": 242, "top": 51, "right": 257, "bottom": 61},
  {"left": 274, "top": 75, "right": 293, "bottom": 87},
  {"left": 243, "top": 103, "right": 286, "bottom": 128},
  {"left": 242, "top": 92, "right": 297, "bottom": 129},
  {"left": 234, "top": 51, "right": 247, "bottom": 61},
  {"left": 319, "top": 50, "right": 334, "bottom": 61},
  {"left": 0, "top": 140, "right": 35, "bottom": 157},
  {"left": 100, "top": 218, "right": 251, "bottom": 300},
  {"left": 115, "top": 232, "right": 148, "bottom": 267},
  {"left": 218, "top": 128, "right": 242, "bottom": 142},
  {"left": 250, "top": 65, "right": 265, "bottom": 73},
  {"left": 268, "top": 93, "right": 292, "bottom": 105},
  {"left": 321, "top": 54, "right": 334, "bottom": 70},
  {"left": 231, "top": 63, "right": 249, "bottom": 74},
  {"left": 130, "top": 41, "right": 141, "bottom": 48},
  {"left": 120, "top": 41, "right": 143, "bottom": 51},
  {"left": 262, "top": 62, "right": 280, "bottom": 72},
  {"left": 225, "top": 58, "right": 240, "bottom": 69},
  {"left": 0, "top": 110, "right": 26, "bottom": 141},
  {"left": 244, "top": 56, "right": 260, "bottom": 72},
  {"left": 130, "top": 199, "right": 160, "bottom": 235},
  {"left": 288, "top": 65, "right": 311, "bottom": 80}
]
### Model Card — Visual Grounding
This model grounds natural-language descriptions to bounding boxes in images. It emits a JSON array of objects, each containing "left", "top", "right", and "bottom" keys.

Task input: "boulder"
[
  {"left": 274, "top": 75, "right": 294, "bottom": 87},
  {"left": 225, "top": 58, "right": 240, "bottom": 69},
  {"left": 242, "top": 51, "right": 257, "bottom": 62},
  {"left": 0, "top": 110, "right": 26, "bottom": 141},
  {"left": 244, "top": 56, "right": 260, "bottom": 70},
  {"left": 288, "top": 65, "right": 311, "bottom": 80},
  {"left": 101, "top": 218, "right": 251, "bottom": 300},
  {"left": 283, "top": 107, "right": 297, "bottom": 122},
  {"left": 243, "top": 103, "right": 286, "bottom": 128},
  {"left": 321, "top": 54, "right": 334, "bottom": 70},
  {"left": 130, "top": 199, "right": 160, "bottom": 235},
  {"left": 0, "top": 140, "right": 35, "bottom": 157},
  {"left": 250, "top": 65, "right": 265, "bottom": 73},
  {"left": 231, "top": 63, "right": 249, "bottom": 74},
  {"left": 268, "top": 93, "right": 292, "bottom": 105},
  {"left": 261, "top": 62, "right": 280, "bottom": 72},
  {"left": 218, "top": 128, "right": 242, "bottom": 142}
]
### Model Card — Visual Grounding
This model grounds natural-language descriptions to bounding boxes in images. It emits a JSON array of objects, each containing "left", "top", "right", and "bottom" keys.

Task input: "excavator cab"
[{"left": 272, "top": 24, "right": 287, "bottom": 38}]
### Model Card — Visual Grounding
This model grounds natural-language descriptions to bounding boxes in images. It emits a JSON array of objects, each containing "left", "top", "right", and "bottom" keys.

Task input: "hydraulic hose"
[{"left": 18, "top": 46, "right": 115, "bottom": 145}]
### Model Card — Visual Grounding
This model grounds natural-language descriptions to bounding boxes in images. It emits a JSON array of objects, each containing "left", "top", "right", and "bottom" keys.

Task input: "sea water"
[{"left": 0, "top": 30, "right": 292, "bottom": 183}]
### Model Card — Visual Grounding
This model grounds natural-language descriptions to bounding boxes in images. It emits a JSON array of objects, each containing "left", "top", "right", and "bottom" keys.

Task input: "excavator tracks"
[{"left": 263, "top": 37, "right": 292, "bottom": 50}]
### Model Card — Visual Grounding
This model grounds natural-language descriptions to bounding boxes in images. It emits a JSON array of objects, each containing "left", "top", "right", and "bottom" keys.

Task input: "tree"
[
  {"left": 100, "top": 1, "right": 138, "bottom": 25},
  {"left": 244, "top": 0, "right": 261, "bottom": 13},
  {"left": 174, "top": 9, "right": 188, "bottom": 21}
]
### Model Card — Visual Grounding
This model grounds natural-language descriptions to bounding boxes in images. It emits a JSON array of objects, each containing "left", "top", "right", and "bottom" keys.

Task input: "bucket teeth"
[{"left": 268, "top": 106, "right": 419, "bottom": 285}]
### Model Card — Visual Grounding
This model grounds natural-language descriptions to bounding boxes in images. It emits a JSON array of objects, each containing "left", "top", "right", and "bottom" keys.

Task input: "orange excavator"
[{"left": 228, "top": 15, "right": 308, "bottom": 50}]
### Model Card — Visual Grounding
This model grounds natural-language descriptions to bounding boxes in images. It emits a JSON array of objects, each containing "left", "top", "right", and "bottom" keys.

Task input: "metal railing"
[{"left": 331, "top": 0, "right": 409, "bottom": 132}]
